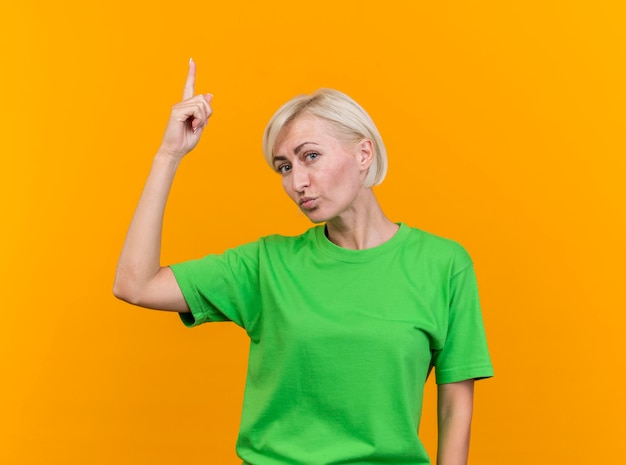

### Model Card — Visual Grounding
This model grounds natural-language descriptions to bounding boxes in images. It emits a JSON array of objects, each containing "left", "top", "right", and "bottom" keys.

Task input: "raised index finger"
[{"left": 183, "top": 58, "right": 196, "bottom": 100}]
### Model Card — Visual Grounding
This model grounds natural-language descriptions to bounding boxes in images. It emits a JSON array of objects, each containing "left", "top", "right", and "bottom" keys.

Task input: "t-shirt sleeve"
[
  {"left": 432, "top": 247, "right": 494, "bottom": 384},
  {"left": 168, "top": 241, "right": 262, "bottom": 331}
]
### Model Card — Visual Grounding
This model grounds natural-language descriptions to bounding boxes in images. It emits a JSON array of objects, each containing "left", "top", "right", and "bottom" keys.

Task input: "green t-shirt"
[{"left": 170, "top": 223, "right": 493, "bottom": 465}]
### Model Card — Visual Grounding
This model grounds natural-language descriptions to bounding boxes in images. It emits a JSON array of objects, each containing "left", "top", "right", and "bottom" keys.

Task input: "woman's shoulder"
[
  {"left": 401, "top": 224, "right": 473, "bottom": 270},
  {"left": 402, "top": 223, "right": 464, "bottom": 248},
  {"left": 257, "top": 225, "right": 320, "bottom": 249}
]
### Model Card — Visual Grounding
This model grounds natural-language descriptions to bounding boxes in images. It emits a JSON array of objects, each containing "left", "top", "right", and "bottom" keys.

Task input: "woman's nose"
[{"left": 291, "top": 166, "right": 310, "bottom": 192}]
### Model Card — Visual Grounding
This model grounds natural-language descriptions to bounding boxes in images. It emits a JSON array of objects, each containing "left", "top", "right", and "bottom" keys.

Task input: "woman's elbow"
[{"left": 112, "top": 274, "right": 142, "bottom": 305}]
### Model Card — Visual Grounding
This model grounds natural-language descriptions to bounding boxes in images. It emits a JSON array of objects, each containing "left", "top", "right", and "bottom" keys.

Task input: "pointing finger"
[{"left": 183, "top": 58, "right": 196, "bottom": 100}]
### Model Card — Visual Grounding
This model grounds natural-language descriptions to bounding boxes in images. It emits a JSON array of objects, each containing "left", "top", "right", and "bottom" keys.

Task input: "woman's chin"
[{"left": 301, "top": 208, "right": 329, "bottom": 224}]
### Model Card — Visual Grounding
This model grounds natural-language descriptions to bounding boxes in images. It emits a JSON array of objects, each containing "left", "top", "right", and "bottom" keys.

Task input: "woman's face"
[{"left": 272, "top": 114, "right": 373, "bottom": 224}]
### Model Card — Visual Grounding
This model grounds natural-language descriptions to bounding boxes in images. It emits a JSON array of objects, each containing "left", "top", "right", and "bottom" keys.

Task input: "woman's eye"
[
  {"left": 278, "top": 164, "right": 291, "bottom": 174},
  {"left": 305, "top": 152, "right": 319, "bottom": 161}
]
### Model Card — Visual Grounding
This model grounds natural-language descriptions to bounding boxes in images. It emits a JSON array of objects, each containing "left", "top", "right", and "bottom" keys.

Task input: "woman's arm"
[
  {"left": 436, "top": 379, "right": 475, "bottom": 465},
  {"left": 113, "top": 60, "right": 212, "bottom": 311}
]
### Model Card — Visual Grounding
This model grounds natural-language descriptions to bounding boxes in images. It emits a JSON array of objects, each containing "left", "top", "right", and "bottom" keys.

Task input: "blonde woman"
[{"left": 114, "top": 60, "right": 493, "bottom": 465}]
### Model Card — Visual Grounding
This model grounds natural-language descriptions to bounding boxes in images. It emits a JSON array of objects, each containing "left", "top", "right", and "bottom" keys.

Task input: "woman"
[{"left": 114, "top": 59, "right": 493, "bottom": 465}]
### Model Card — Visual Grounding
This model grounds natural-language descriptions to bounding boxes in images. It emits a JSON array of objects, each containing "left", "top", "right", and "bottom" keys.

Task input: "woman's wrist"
[{"left": 153, "top": 150, "right": 183, "bottom": 168}]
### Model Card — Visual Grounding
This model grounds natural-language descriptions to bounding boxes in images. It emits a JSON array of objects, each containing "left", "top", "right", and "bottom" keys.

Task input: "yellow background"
[{"left": 1, "top": 1, "right": 624, "bottom": 463}]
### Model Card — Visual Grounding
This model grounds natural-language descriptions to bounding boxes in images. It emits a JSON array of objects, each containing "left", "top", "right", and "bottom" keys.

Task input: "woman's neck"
[{"left": 325, "top": 192, "right": 398, "bottom": 250}]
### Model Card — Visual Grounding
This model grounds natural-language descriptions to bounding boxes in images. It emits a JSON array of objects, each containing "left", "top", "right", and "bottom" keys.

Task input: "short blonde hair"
[{"left": 262, "top": 89, "right": 387, "bottom": 187}]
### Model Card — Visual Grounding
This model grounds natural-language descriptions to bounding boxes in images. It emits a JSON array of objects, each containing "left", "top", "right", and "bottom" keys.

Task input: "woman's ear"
[{"left": 356, "top": 139, "right": 375, "bottom": 171}]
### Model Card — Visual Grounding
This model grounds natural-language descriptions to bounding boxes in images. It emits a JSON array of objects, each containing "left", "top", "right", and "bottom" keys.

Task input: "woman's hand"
[{"left": 158, "top": 59, "right": 213, "bottom": 159}]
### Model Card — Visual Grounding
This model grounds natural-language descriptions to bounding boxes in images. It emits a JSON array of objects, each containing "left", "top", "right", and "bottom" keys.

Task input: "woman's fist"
[{"left": 158, "top": 59, "right": 213, "bottom": 159}]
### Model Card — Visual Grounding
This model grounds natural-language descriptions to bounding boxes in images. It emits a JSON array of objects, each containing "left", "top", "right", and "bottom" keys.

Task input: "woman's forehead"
[{"left": 274, "top": 115, "right": 335, "bottom": 153}]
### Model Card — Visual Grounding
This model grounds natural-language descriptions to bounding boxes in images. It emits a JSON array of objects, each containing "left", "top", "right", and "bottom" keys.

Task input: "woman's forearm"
[
  {"left": 436, "top": 380, "right": 475, "bottom": 465},
  {"left": 113, "top": 153, "right": 180, "bottom": 303}
]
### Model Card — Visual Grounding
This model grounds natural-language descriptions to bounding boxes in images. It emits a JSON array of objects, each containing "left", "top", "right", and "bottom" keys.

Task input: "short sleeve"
[
  {"left": 169, "top": 241, "right": 262, "bottom": 331},
  {"left": 432, "top": 254, "right": 494, "bottom": 384}
]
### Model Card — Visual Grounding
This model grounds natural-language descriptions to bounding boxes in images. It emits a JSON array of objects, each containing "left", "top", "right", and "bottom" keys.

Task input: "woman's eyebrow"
[
  {"left": 273, "top": 155, "right": 288, "bottom": 165},
  {"left": 293, "top": 141, "right": 319, "bottom": 154},
  {"left": 273, "top": 142, "right": 321, "bottom": 165}
]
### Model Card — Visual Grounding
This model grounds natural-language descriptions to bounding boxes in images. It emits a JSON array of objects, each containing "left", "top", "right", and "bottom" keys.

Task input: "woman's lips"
[{"left": 299, "top": 197, "right": 318, "bottom": 210}]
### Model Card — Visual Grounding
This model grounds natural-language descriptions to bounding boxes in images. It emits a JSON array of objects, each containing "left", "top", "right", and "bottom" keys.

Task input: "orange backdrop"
[{"left": 1, "top": 1, "right": 624, "bottom": 463}]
